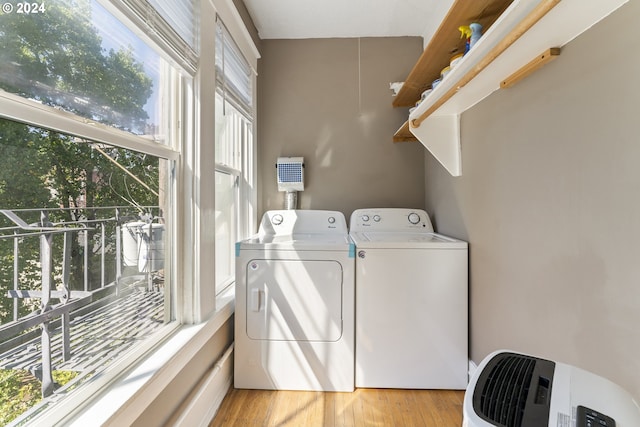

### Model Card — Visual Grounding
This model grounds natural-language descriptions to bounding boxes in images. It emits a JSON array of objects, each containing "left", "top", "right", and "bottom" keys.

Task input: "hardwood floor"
[{"left": 210, "top": 388, "right": 465, "bottom": 427}]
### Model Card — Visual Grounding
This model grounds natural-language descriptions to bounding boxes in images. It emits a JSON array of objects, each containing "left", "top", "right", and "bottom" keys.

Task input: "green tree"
[
  {"left": 0, "top": 369, "right": 79, "bottom": 425},
  {"left": 0, "top": 0, "right": 153, "bottom": 132},
  {"left": 0, "top": 120, "right": 52, "bottom": 321},
  {"left": 0, "top": 0, "right": 158, "bottom": 322},
  {"left": 0, "top": 2, "right": 161, "bottom": 421}
]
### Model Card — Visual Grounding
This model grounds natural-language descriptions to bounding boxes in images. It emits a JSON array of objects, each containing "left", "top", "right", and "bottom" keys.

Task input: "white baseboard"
[
  {"left": 169, "top": 344, "right": 234, "bottom": 427},
  {"left": 469, "top": 359, "right": 478, "bottom": 378}
]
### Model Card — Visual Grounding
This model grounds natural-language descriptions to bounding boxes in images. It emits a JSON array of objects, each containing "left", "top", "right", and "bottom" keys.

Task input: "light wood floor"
[{"left": 210, "top": 388, "right": 464, "bottom": 427}]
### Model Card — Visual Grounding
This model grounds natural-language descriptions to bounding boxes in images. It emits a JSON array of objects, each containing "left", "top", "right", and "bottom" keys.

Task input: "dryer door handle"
[{"left": 251, "top": 288, "right": 262, "bottom": 312}]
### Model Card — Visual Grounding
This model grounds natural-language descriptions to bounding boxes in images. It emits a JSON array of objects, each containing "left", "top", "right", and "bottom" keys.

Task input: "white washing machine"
[
  {"left": 235, "top": 210, "right": 355, "bottom": 392},
  {"left": 350, "top": 208, "right": 468, "bottom": 389}
]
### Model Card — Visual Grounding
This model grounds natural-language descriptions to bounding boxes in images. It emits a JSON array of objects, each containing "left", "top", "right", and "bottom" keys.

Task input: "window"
[
  {"left": 0, "top": 1, "right": 183, "bottom": 143},
  {"left": 214, "top": 169, "right": 236, "bottom": 289},
  {"left": 214, "top": 17, "right": 255, "bottom": 295},
  {"left": 0, "top": 0, "right": 258, "bottom": 423},
  {"left": 0, "top": 120, "right": 176, "bottom": 425},
  {"left": 0, "top": 0, "right": 184, "bottom": 423}
]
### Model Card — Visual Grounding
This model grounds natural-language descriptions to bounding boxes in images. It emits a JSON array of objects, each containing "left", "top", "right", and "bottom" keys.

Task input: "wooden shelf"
[
  {"left": 393, "top": 121, "right": 416, "bottom": 143},
  {"left": 392, "top": 0, "right": 514, "bottom": 108},
  {"left": 393, "top": 0, "right": 629, "bottom": 175}
]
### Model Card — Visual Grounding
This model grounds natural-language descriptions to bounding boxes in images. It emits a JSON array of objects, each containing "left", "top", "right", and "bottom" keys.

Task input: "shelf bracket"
[
  {"left": 500, "top": 47, "right": 561, "bottom": 88},
  {"left": 409, "top": 114, "right": 461, "bottom": 176}
]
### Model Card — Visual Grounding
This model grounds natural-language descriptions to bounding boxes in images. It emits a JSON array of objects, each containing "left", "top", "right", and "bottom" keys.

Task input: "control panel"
[
  {"left": 350, "top": 208, "right": 434, "bottom": 232},
  {"left": 259, "top": 210, "right": 347, "bottom": 235},
  {"left": 577, "top": 406, "right": 616, "bottom": 427}
]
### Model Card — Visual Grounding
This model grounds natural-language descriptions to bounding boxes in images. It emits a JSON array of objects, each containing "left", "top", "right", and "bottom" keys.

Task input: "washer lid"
[{"left": 350, "top": 231, "right": 467, "bottom": 249}]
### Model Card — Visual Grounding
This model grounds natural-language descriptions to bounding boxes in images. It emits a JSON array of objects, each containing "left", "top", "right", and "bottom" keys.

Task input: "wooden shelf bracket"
[{"left": 500, "top": 47, "right": 560, "bottom": 88}]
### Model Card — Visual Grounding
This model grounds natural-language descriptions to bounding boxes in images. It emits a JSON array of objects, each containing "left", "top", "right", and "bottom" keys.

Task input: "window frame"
[
  {"left": 0, "top": 41, "right": 183, "bottom": 427},
  {"left": 213, "top": 10, "right": 258, "bottom": 295},
  {"left": 0, "top": 91, "right": 179, "bottom": 162}
]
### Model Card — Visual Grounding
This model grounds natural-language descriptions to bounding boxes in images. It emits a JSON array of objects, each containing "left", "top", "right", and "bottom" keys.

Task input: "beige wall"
[
  {"left": 257, "top": 37, "right": 424, "bottom": 222},
  {"left": 424, "top": 1, "right": 640, "bottom": 400}
]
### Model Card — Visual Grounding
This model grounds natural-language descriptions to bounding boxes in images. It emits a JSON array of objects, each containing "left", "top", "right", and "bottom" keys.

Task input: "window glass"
[
  {"left": 0, "top": 118, "right": 173, "bottom": 424},
  {"left": 214, "top": 102, "right": 253, "bottom": 295},
  {"left": 214, "top": 171, "right": 236, "bottom": 291},
  {"left": 0, "top": 0, "right": 167, "bottom": 141},
  {"left": 215, "top": 93, "right": 242, "bottom": 169},
  {"left": 214, "top": 17, "right": 254, "bottom": 295},
  {"left": 0, "top": 2, "right": 186, "bottom": 423}
]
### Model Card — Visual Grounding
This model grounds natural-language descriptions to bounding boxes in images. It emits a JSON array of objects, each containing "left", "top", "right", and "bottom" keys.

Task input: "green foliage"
[
  {"left": 0, "top": 369, "right": 79, "bottom": 424},
  {"left": 0, "top": 0, "right": 153, "bottom": 133},
  {"left": 0, "top": 370, "right": 40, "bottom": 425},
  {"left": 0, "top": 120, "right": 52, "bottom": 211},
  {"left": 0, "top": 0, "right": 161, "bottom": 423},
  {"left": 0, "top": 120, "right": 160, "bottom": 318},
  {"left": 0, "top": 0, "right": 159, "bottom": 324},
  {"left": 52, "top": 370, "right": 78, "bottom": 386}
]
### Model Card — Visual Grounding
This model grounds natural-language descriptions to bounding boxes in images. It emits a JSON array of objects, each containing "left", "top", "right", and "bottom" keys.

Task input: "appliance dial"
[
  {"left": 272, "top": 214, "right": 284, "bottom": 225},
  {"left": 328, "top": 216, "right": 336, "bottom": 224},
  {"left": 361, "top": 215, "right": 370, "bottom": 222},
  {"left": 408, "top": 212, "right": 421, "bottom": 225},
  {"left": 373, "top": 215, "right": 381, "bottom": 222}
]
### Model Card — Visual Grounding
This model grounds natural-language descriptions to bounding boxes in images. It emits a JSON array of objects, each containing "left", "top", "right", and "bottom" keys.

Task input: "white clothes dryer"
[
  {"left": 350, "top": 208, "right": 468, "bottom": 389},
  {"left": 235, "top": 210, "right": 355, "bottom": 392}
]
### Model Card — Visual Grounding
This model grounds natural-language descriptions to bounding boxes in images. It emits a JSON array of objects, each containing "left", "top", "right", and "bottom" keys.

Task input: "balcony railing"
[{"left": 0, "top": 206, "right": 165, "bottom": 399}]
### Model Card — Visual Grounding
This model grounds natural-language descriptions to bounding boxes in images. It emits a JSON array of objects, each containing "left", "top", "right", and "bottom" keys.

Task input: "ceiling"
[{"left": 242, "top": 0, "right": 455, "bottom": 40}]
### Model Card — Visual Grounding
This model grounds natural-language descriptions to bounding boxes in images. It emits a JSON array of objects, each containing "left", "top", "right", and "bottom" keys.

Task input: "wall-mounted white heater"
[{"left": 276, "top": 157, "right": 304, "bottom": 209}]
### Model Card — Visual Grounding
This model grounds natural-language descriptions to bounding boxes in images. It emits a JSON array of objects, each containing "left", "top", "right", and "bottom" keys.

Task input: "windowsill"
[{"left": 27, "top": 287, "right": 235, "bottom": 427}]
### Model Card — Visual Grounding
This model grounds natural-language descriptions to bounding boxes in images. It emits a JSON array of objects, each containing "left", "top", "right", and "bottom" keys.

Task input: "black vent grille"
[
  {"left": 476, "top": 354, "right": 535, "bottom": 427},
  {"left": 472, "top": 352, "right": 555, "bottom": 427}
]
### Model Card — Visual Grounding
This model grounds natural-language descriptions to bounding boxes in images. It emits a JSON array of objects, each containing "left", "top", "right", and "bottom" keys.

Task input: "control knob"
[{"left": 408, "top": 212, "right": 421, "bottom": 225}]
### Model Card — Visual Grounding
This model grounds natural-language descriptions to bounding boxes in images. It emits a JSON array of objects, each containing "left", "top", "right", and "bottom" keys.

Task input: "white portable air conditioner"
[{"left": 463, "top": 350, "right": 640, "bottom": 427}]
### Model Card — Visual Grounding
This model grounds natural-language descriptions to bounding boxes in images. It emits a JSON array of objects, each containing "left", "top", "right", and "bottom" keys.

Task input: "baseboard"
[
  {"left": 169, "top": 344, "right": 234, "bottom": 427},
  {"left": 469, "top": 359, "right": 478, "bottom": 379}
]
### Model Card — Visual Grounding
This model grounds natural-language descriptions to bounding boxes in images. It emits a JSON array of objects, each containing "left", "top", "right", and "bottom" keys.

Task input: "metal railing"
[{"left": 0, "top": 206, "right": 163, "bottom": 398}]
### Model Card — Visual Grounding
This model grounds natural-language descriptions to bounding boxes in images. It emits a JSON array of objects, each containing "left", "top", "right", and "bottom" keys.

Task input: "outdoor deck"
[{"left": 0, "top": 283, "right": 165, "bottom": 375}]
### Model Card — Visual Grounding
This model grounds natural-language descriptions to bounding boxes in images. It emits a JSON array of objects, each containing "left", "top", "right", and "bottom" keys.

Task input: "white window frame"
[
  {"left": 0, "top": 91, "right": 179, "bottom": 161},
  {"left": 214, "top": 98, "right": 253, "bottom": 294},
  {"left": 213, "top": 3, "right": 259, "bottom": 297},
  {"left": 214, "top": 166, "right": 240, "bottom": 292}
]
